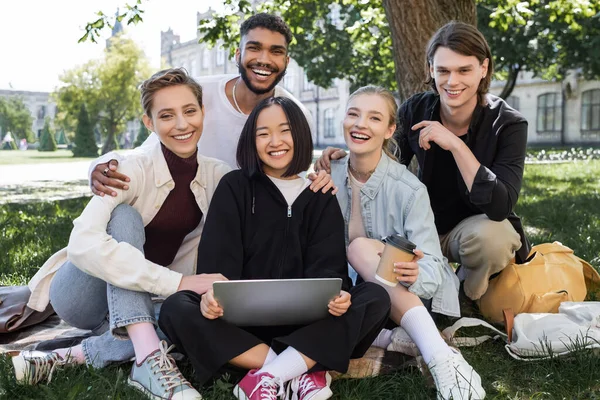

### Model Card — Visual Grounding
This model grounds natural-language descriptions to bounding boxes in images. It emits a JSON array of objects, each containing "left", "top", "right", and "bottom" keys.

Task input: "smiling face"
[
  {"left": 343, "top": 93, "right": 396, "bottom": 158},
  {"left": 236, "top": 27, "right": 289, "bottom": 95},
  {"left": 255, "top": 104, "right": 294, "bottom": 178},
  {"left": 430, "top": 46, "right": 488, "bottom": 113},
  {"left": 142, "top": 85, "right": 204, "bottom": 158}
]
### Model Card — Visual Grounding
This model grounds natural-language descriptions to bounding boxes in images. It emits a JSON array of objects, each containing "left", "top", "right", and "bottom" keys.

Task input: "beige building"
[
  {"left": 490, "top": 71, "right": 600, "bottom": 145},
  {"left": 0, "top": 89, "right": 57, "bottom": 139},
  {"left": 160, "top": 10, "right": 350, "bottom": 147}
]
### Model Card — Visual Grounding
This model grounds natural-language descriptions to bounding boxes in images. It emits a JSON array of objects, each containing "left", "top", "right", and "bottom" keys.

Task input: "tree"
[
  {"left": 80, "top": 0, "right": 600, "bottom": 101},
  {"left": 134, "top": 120, "right": 149, "bottom": 147},
  {"left": 73, "top": 104, "right": 98, "bottom": 157},
  {"left": 38, "top": 117, "right": 57, "bottom": 152},
  {"left": 0, "top": 96, "right": 34, "bottom": 142},
  {"left": 54, "top": 35, "right": 151, "bottom": 155}
]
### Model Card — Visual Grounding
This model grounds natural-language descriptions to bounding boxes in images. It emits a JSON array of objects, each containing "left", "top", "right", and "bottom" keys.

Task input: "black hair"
[
  {"left": 236, "top": 97, "right": 313, "bottom": 178},
  {"left": 240, "top": 13, "right": 293, "bottom": 46}
]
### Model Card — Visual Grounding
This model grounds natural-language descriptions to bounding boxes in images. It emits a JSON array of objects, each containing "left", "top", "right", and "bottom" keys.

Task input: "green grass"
[
  {"left": 1, "top": 161, "right": 599, "bottom": 399},
  {"left": 0, "top": 149, "right": 134, "bottom": 165}
]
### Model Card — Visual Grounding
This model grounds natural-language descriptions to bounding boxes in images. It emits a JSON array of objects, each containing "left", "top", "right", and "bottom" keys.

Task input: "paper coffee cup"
[{"left": 375, "top": 235, "right": 417, "bottom": 287}]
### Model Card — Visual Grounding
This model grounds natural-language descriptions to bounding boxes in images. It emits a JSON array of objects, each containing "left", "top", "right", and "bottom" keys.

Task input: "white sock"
[
  {"left": 263, "top": 348, "right": 277, "bottom": 366},
  {"left": 258, "top": 346, "right": 308, "bottom": 383},
  {"left": 127, "top": 322, "right": 161, "bottom": 363},
  {"left": 54, "top": 344, "right": 85, "bottom": 364},
  {"left": 372, "top": 328, "right": 393, "bottom": 348},
  {"left": 400, "top": 306, "right": 453, "bottom": 364}
]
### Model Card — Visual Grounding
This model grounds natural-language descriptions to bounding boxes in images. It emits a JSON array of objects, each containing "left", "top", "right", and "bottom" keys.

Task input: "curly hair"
[{"left": 240, "top": 13, "right": 293, "bottom": 46}]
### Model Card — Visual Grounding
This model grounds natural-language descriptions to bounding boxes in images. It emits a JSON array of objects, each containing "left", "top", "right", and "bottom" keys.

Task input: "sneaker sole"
[
  {"left": 308, "top": 386, "right": 333, "bottom": 400},
  {"left": 11, "top": 355, "right": 29, "bottom": 385},
  {"left": 232, "top": 384, "right": 250, "bottom": 400}
]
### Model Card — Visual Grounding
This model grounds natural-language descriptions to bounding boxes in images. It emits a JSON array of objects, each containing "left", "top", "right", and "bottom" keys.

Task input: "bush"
[
  {"left": 38, "top": 117, "right": 57, "bottom": 152},
  {"left": 72, "top": 104, "right": 98, "bottom": 157}
]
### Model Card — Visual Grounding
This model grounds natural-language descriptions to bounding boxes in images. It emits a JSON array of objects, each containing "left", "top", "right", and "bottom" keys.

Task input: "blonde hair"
[{"left": 347, "top": 85, "right": 399, "bottom": 160}]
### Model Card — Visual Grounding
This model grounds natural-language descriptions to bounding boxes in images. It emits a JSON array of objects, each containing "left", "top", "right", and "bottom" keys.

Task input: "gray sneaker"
[
  {"left": 12, "top": 350, "right": 73, "bottom": 385},
  {"left": 127, "top": 340, "right": 202, "bottom": 400}
]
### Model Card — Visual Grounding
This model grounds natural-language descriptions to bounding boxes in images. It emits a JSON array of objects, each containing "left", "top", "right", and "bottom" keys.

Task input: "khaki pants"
[{"left": 439, "top": 214, "right": 521, "bottom": 301}]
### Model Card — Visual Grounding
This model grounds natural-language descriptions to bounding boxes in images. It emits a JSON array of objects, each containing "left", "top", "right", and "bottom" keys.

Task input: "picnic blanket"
[{"left": 0, "top": 318, "right": 419, "bottom": 379}]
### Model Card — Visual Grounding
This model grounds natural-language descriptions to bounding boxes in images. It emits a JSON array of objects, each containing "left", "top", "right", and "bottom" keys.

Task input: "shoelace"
[
  {"left": 249, "top": 375, "right": 284, "bottom": 400},
  {"left": 432, "top": 355, "right": 472, "bottom": 394},
  {"left": 149, "top": 341, "right": 192, "bottom": 391},
  {"left": 27, "top": 353, "right": 66, "bottom": 384},
  {"left": 285, "top": 374, "right": 317, "bottom": 400}
]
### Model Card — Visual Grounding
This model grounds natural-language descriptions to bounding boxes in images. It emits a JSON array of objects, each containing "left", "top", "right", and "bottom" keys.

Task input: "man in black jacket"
[{"left": 316, "top": 21, "right": 529, "bottom": 302}]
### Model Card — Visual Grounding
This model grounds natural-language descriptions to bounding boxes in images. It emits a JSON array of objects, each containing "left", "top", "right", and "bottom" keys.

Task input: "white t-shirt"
[
  {"left": 267, "top": 175, "right": 310, "bottom": 206},
  {"left": 97, "top": 75, "right": 315, "bottom": 170}
]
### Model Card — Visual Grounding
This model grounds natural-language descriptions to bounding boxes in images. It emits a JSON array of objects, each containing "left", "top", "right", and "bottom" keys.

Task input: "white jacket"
[{"left": 27, "top": 142, "right": 231, "bottom": 312}]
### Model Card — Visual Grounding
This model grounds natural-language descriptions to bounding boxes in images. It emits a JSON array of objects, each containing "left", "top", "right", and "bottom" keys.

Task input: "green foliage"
[
  {"left": 38, "top": 117, "right": 57, "bottom": 152},
  {"left": 54, "top": 35, "right": 151, "bottom": 155},
  {"left": 72, "top": 104, "right": 98, "bottom": 157},
  {"left": 134, "top": 120, "right": 149, "bottom": 147},
  {"left": 78, "top": 0, "right": 146, "bottom": 44},
  {"left": 0, "top": 96, "right": 34, "bottom": 142},
  {"left": 478, "top": 0, "right": 600, "bottom": 84}
]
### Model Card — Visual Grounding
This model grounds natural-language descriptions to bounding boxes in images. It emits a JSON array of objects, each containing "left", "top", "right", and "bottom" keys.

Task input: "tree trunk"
[
  {"left": 101, "top": 124, "right": 118, "bottom": 155},
  {"left": 498, "top": 64, "right": 521, "bottom": 99},
  {"left": 382, "top": 0, "right": 476, "bottom": 102}
]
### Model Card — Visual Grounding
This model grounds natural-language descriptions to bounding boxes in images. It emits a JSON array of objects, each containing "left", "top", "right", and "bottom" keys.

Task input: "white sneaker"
[
  {"left": 386, "top": 327, "right": 421, "bottom": 357},
  {"left": 428, "top": 348, "right": 486, "bottom": 400},
  {"left": 12, "top": 350, "right": 75, "bottom": 385}
]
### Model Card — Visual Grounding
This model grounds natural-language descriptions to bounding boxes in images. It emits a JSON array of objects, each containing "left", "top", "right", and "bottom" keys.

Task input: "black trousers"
[{"left": 158, "top": 282, "right": 390, "bottom": 385}]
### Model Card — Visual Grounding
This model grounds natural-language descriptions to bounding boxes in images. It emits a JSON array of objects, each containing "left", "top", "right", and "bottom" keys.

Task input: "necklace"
[
  {"left": 348, "top": 160, "right": 376, "bottom": 181},
  {"left": 232, "top": 78, "right": 245, "bottom": 115}
]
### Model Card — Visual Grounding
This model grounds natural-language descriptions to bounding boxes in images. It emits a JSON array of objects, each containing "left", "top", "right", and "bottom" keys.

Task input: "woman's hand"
[
  {"left": 91, "top": 159, "right": 131, "bottom": 197},
  {"left": 307, "top": 170, "right": 338, "bottom": 194},
  {"left": 328, "top": 290, "right": 351, "bottom": 316},
  {"left": 200, "top": 288, "right": 224, "bottom": 319},
  {"left": 394, "top": 249, "right": 424, "bottom": 285},
  {"left": 177, "top": 273, "right": 228, "bottom": 295}
]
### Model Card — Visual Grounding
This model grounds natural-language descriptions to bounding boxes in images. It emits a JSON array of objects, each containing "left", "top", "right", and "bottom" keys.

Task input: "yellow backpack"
[{"left": 477, "top": 242, "right": 600, "bottom": 324}]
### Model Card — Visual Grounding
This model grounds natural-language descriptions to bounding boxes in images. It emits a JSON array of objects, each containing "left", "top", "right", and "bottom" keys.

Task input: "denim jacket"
[{"left": 331, "top": 153, "right": 460, "bottom": 317}]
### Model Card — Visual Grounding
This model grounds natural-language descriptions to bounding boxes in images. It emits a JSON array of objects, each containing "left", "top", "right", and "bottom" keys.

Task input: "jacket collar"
[{"left": 149, "top": 142, "right": 207, "bottom": 188}]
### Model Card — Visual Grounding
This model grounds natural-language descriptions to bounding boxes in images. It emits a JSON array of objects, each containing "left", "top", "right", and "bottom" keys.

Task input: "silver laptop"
[{"left": 213, "top": 278, "right": 342, "bottom": 327}]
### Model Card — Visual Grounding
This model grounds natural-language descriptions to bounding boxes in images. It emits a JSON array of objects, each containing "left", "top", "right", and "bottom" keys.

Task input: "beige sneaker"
[{"left": 12, "top": 350, "right": 74, "bottom": 385}]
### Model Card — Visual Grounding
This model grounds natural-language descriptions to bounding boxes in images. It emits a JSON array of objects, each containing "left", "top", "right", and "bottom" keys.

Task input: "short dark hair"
[
  {"left": 240, "top": 13, "right": 293, "bottom": 46},
  {"left": 139, "top": 68, "right": 202, "bottom": 117},
  {"left": 424, "top": 21, "right": 493, "bottom": 105},
  {"left": 236, "top": 97, "right": 313, "bottom": 178}
]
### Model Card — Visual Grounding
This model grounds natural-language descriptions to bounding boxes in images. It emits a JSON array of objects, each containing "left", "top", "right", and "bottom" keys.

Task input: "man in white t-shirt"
[{"left": 90, "top": 13, "right": 326, "bottom": 196}]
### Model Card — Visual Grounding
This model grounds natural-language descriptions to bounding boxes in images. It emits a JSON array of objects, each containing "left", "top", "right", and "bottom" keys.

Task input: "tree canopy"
[
  {"left": 80, "top": 0, "right": 600, "bottom": 100},
  {"left": 54, "top": 35, "right": 151, "bottom": 154},
  {"left": 0, "top": 96, "right": 34, "bottom": 142}
]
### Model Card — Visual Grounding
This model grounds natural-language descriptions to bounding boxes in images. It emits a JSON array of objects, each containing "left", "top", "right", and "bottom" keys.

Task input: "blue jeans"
[{"left": 49, "top": 204, "right": 167, "bottom": 368}]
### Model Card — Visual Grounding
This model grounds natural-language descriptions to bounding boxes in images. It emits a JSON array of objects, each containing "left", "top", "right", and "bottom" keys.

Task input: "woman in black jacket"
[{"left": 159, "top": 97, "right": 390, "bottom": 400}]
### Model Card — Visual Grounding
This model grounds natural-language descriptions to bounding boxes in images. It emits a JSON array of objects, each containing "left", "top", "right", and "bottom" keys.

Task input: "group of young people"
[{"left": 12, "top": 11, "right": 529, "bottom": 400}]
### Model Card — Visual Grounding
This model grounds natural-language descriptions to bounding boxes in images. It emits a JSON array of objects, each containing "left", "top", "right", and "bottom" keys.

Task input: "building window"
[
  {"left": 324, "top": 109, "right": 335, "bottom": 138},
  {"left": 284, "top": 72, "right": 295, "bottom": 94},
  {"left": 536, "top": 93, "right": 562, "bottom": 138},
  {"left": 190, "top": 59, "right": 198, "bottom": 76},
  {"left": 216, "top": 48, "right": 225, "bottom": 66},
  {"left": 506, "top": 95, "right": 520, "bottom": 111},
  {"left": 581, "top": 89, "right": 600, "bottom": 139},
  {"left": 303, "top": 73, "right": 314, "bottom": 91},
  {"left": 202, "top": 49, "right": 210, "bottom": 70}
]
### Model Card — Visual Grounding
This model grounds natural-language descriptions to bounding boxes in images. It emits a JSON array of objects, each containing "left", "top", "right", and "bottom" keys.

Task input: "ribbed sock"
[
  {"left": 400, "top": 306, "right": 453, "bottom": 364},
  {"left": 258, "top": 346, "right": 308, "bottom": 383},
  {"left": 263, "top": 348, "right": 277, "bottom": 366},
  {"left": 372, "top": 328, "right": 393, "bottom": 348}
]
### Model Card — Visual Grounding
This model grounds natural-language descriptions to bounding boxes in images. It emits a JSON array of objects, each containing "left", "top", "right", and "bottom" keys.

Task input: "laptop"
[{"left": 213, "top": 278, "right": 342, "bottom": 327}]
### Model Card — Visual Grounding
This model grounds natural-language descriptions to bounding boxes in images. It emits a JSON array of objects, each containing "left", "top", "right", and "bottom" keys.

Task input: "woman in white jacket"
[{"left": 13, "top": 68, "right": 231, "bottom": 400}]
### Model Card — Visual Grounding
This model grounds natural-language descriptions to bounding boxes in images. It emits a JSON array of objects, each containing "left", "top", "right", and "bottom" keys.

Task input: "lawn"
[
  {"left": 0, "top": 161, "right": 599, "bottom": 399},
  {"left": 0, "top": 149, "right": 135, "bottom": 165}
]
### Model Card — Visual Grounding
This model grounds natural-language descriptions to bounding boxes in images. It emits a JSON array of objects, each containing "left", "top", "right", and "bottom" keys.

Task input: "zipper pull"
[{"left": 287, "top": 205, "right": 292, "bottom": 218}]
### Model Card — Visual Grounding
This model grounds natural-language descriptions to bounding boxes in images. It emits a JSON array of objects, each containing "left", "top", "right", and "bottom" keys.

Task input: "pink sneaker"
[
  {"left": 233, "top": 369, "right": 285, "bottom": 400},
  {"left": 286, "top": 371, "right": 333, "bottom": 400}
]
